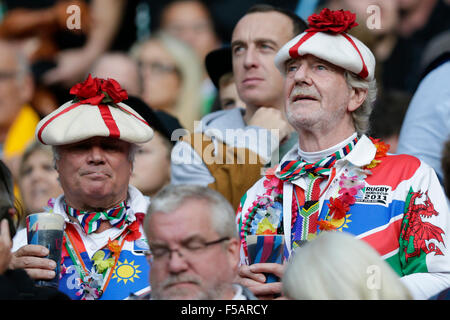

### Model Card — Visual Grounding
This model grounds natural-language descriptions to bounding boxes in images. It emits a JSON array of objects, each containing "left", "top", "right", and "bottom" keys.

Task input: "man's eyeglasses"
[{"left": 147, "top": 237, "right": 230, "bottom": 262}]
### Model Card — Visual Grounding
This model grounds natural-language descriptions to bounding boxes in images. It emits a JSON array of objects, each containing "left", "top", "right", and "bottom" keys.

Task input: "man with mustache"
[
  {"left": 144, "top": 184, "right": 256, "bottom": 300},
  {"left": 236, "top": 8, "right": 450, "bottom": 300},
  {"left": 10, "top": 75, "right": 154, "bottom": 300},
  {"left": 170, "top": 5, "right": 307, "bottom": 211}
]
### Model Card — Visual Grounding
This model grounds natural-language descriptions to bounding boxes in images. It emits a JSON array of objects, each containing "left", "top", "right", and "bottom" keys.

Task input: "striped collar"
[
  {"left": 63, "top": 200, "right": 129, "bottom": 234},
  {"left": 276, "top": 134, "right": 377, "bottom": 177},
  {"left": 296, "top": 132, "right": 358, "bottom": 162},
  {"left": 278, "top": 135, "right": 359, "bottom": 181}
]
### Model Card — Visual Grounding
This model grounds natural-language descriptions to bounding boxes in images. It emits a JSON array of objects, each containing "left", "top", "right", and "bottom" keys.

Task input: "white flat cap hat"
[
  {"left": 36, "top": 75, "right": 153, "bottom": 145},
  {"left": 275, "top": 8, "right": 376, "bottom": 81}
]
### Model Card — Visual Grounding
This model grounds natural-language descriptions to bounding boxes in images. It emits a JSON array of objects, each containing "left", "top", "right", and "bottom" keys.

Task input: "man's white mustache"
[{"left": 289, "top": 86, "right": 320, "bottom": 100}]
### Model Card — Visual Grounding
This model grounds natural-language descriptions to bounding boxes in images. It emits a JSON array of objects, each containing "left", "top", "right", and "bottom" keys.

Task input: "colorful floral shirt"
[
  {"left": 13, "top": 186, "right": 151, "bottom": 300},
  {"left": 237, "top": 134, "right": 450, "bottom": 299}
]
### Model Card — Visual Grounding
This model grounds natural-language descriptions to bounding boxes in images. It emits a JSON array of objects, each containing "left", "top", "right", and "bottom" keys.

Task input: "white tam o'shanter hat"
[
  {"left": 36, "top": 74, "right": 154, "bottom": 145},
  {"left": 275, "top": 8, "right": 376, "bottom": 81}
]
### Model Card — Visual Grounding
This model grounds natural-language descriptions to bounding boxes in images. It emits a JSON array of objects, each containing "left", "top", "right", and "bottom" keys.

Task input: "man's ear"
[
  {"left": 348, "top": 87, "right": 368, "bottom": 112},
  {"left": 227, "top": 237, "right": 241, "bottom": 271}
]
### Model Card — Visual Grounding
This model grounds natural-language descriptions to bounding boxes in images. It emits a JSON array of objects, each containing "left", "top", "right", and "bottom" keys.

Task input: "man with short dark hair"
[{"left": 171, "top": 5, "right": 307, "bottom": 210}]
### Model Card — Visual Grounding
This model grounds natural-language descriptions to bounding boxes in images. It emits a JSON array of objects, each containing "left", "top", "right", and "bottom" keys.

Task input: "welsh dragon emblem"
[{"left": 401, "top": 190, "right": 445, "bottom": 262}]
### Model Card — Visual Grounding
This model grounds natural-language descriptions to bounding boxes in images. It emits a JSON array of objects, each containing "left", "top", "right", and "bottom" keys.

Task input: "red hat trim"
[
  {"left": 341, "top": 33, "right": 369, "bottom": 79},
  {"left": 98, "top": 104, "right": 120, "bottom": 138},
  {"left": 288, "top": 31, "right": 317, "bottom": 59},
  {"left": 287, "top": 31, "right": 369, "bottom": 79}
]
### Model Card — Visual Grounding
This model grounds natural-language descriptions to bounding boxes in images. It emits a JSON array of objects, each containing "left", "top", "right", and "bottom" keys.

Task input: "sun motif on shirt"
[
  {"left": 328, "top": 213, "right": 352, "bottom": 230},
  {"left": 112, "top": 259, "right": 141, "bottom": 284}
]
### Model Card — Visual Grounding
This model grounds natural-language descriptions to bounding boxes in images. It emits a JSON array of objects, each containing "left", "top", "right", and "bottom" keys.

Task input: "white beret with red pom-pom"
[
  {"left": 36, "top": 74, "right": 153, "bottom": 146},
  {"left": 275, "top": 8, "right": 376, "bottom": 81}
]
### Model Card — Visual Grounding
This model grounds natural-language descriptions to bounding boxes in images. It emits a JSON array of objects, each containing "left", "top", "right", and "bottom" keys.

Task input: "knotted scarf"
[
  {"left": 64, "top": 200, "right": 130, "bottom": 234},
  {"left": 278, "top": 137, "right": 358, "bottom": 243}
]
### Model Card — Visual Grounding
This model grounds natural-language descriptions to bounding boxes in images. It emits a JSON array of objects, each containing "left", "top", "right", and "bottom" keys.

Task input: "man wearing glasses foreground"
[{"left": 144, "top": 184, "right": 256, "bottom": 300}]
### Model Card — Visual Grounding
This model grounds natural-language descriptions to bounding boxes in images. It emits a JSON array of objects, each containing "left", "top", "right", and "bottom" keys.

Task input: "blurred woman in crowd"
[
  {"left": 18, "top": 141, "right": 62, "bottom": 225},
  {"left": 131, "top": 32, "right": 203, "bottom": 131},
  {"left": 125, "top": 96, "right": 183, "bottom": 198},
  {"left": 130, "top": 131, "right": 172, "bottom": 198}
]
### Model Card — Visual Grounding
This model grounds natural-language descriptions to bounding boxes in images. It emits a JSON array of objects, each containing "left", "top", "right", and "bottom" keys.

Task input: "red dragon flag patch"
[{"left": 400, "top": 188, "right": 445, "bottom": 272}]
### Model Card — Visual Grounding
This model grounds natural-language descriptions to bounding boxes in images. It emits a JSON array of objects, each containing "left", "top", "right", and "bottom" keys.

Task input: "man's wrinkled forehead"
[{"left": 231, "top": 11, "right": 295, "bottom": 45}]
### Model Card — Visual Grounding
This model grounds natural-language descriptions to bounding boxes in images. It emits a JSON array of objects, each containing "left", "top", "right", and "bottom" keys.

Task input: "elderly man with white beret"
[
  {"left": 236, "top": 8, "right": 450, "bottom": 300},
  {"left": 11, "top": 75, "right": 154, "bottom": 300}
]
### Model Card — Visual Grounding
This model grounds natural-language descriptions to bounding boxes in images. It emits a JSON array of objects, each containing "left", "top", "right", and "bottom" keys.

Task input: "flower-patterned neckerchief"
[
  {"left": 278, "top": 136, "right": 358, "bottom": 181},
  {"left": 279, "top": 137, "right": 359, "bottom": 246},
  {"left": 63, "top": 200, "right": 129, "bottom": 234}
]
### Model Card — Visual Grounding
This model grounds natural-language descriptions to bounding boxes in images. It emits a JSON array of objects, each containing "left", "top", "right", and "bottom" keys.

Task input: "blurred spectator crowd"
[{"left": 0, "top": 0, "right": 449, "bottom": 301}]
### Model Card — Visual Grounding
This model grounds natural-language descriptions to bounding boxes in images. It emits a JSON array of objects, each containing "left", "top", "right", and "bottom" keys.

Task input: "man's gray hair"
[
  {"left": 145, "top": 184, "right": 238, "bottom": 239},
  {"left": 345, "top": 71, "right": 377, "bottom": 135}
]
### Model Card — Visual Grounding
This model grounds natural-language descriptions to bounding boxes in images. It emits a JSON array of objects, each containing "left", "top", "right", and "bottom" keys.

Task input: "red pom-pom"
[
  {"left": 100, "top": 78, "right": 128, "bottom": 103},
  {"left": 69, "top": 74, "right": 128, "bottom": 104},
  {"left": 70, "top": 74, "right": 101, "bottom": 99},
  {"left": 306, "top": 8, "right": 358, "bottom": 34}
]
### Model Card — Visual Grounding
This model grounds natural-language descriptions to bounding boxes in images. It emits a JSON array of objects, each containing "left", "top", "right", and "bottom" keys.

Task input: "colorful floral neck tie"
[
  {"left": 64, "top": 200, "right": 130, "bottom": 234},
  {"left": 279, "top": 137, "right": 358, "bottom": 245},
  {"left": 279, "top": 137, "right": 358, "bottom": 181}
]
